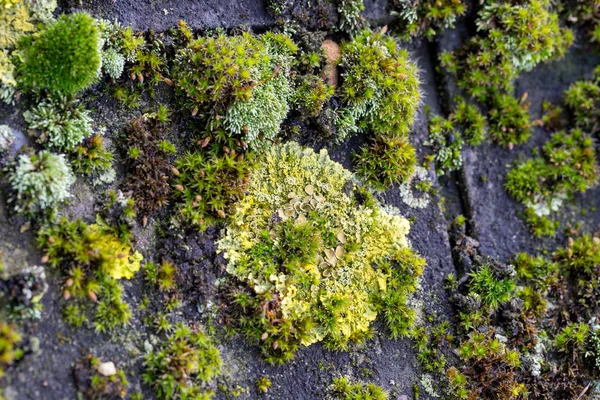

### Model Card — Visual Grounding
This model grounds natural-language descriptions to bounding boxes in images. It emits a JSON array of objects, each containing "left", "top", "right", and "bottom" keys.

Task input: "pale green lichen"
[
  {"left": 0, "top": 124, "right": 15, "bottom": 152},
  {"left": 23, "top": 97, "right": 93, "bottom": 151},
  {"left": 8, "top": 150, "right": 75, "bottom": 214}
]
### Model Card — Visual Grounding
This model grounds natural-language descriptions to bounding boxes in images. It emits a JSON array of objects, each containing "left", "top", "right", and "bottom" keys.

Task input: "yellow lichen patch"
[
  {"left": 219, "top": 142, "right": 424, "bottom": 363},
  {"left": 85, "top": 224, "right": 143, "bottom": 280},
  {"left": 0, "top": 0, "right": 34, "bottom": 50}
]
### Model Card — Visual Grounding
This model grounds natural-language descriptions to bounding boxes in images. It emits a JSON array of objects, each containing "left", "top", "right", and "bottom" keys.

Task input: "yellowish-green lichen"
[{"left": 218, "top": 142, "right": 424, "bottom": 363}]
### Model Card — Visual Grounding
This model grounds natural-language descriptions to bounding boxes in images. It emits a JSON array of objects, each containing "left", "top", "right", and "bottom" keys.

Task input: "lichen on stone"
[{"left": 218, "top": 142, "right": 424, "bottom": 362}]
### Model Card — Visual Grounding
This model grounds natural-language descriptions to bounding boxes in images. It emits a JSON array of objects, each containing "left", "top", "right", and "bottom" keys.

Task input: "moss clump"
[
  {"left": 143, "top": 323, "right": 222, "bottom": 400},
  {"left": 329, "top": 376, "right": 388, "bottom": 400},
  {"left": 219, "top": 142, "right": 423, "bottom": 363},
  {"left": 0, "top": 0, "right": 56, "bottom": 103},
  {"left": 564, "top": 69, "right": 600, "bottom": 136},
  {"left": 488, "top": 93, "right": 532, "bottom": 147},
  {"left": 293, "top": 74, "right": 334, "bottom": 117},
  {"left": 505, "top": 129, "right": 599, "bottom": 235},
  {"left": 122, "top": 111, "right": 174, "bottom": 219},
  {"left": 353, "top": 136, "right": 416, "bottom": 190},
  {"left": 24, "top": 97, "right": 94, "bottom": 151},
  {"left": 335, "top": 29, "right": 420, "bottom": 189},
  {"left": 37, "top": 216, "right": 142, "bottom": 331},
  {"left": 553, "top": 235, "right": 600, "bottom": 315},
  {"left": 425, "top": 114, "right": 464, "bottom": 175},
  {"left": 336, "top": 29, "right": 420, "bottom": 140},
  {"left": 442, "top": 0, "right": 572, "bottom": 102},
  {"left": 7, "top": 150, "right": 75, "bottom": 215},
  {"left": 71, "top": 134, "right": 114, "bottom": 178},
  {"left": 17, "top": 12, "right": 101, "bottom": 95},
  {"left": 337, "top": 0, "right": 366, "bottom": 35},
  {"left": 173, "top": 148, "right": 256, "bottom": 230},
  {"left": 173, "top": 25, "right": 297, "bottom": 148},
  {"left": 256, "top": 376, "right": 272, "bottom": 394},
  {"left": 97, "top": 20, "right": 143, "bottom": 80},
  {"left": 451, "top": 98, "right": 487, "bottom": 146},
  {"left": 390, "top": 0, "right": 467, "bottom": 40}
]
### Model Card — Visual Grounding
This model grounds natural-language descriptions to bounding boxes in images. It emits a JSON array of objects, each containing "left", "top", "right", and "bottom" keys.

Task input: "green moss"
[
  {"left": 554, "top": 322, "right": 590, "bottom": 365},
  {"left": 37, "top": 216, "right": 142, "bottom": 331},
  {"left": 337, "top": 0, "right": 366, "bottom": 35},
  {"left": 7, "top": 150, "right": 75, "bottom": 215},
  {"left": 336, "top": 29, "right": 420, "bottom": 140},
  {"left": 412, "top": 321, "right": 450, "bottom": 373},
  {"left": 505, "top": 129, "right": 599, "bottom": 234},
  {"left": 468, "top": 263, "right": 515, "bottom": 310},
  {"left": 293, "top": 74, "right": 334, "bottom": 117},
  {"left": 144, "top": 260, "right": 176, "bottom": 292},
  {"left": 390, "top": 0, "right": 467, "bottom": 40},
  {"left": 329, "top": 376, "right": 388, "bottom": 400},
  {"left": 488, "top": 93, "right": 531, "bottom": 146},
  {"left": 353, "top": 136, "right": 416, "bottom": 190},
  {"left": 173, "top": 26, "right": 297, "bottom": 148},
  {"left": 24, "top": 97, "right": 94, "bottom": 151},
  {"left": 174, "top": 149, "right": 256, "bottom": 230},
  {"left": 17, "top": 12, "right": 101, "bottom": 95},
  {"left": 425, "top": 114, "right": 463, "bottom": 175},
  {"left": 143, "top": 323, "right": 222, "bottom": 400},
  {"left": 256, "top": 377, "right": 272, "bottom": 394},
  {"left": 444, "top": 0, "right": 572, "bottom": 102},
  {"left": 219, "top": 142, "right": 423, "bottom": 363},
  {"left": 452, "top": 98, "right": 486, "bottom": 146},
  {"left": 0, "top": 323, "right": 21, "bottom": 380},
  {"left": 71, "top": 134, "right": 114, "bottom": 177},
  {"left": 564, "top": 73, "right": 600, "bottom": 135}
]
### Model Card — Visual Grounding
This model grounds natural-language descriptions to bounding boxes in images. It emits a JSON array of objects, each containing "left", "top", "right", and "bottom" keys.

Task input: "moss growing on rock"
[
  {"left": 219, "top": 142, "right": 424, "bottom": 363},
  {"left": 329, "top": 376, "right": 388, "bottom": 400},
  {"left": 505, "top": 129, "right": 599, "bottom": 235},
  {"left": 336, "top": 28, "right": 420, "bottom": 140},
  {"left": 24, "top": 97, "right": 94, "bottom": 151},
  {"left": 7, "top": 150, "right": 75, "bottom": 215},
  {"left": 173, "top": 25, "right": 297, "bottom": 148},
  {"left": 17, "top": 12, "right": 101, "bottom": 95},
  {"left": 37, "top": 216, "right": 142, "bottom": 331},
  {"left": 143, "top": 323, "right": 222, "bottom": 400}
]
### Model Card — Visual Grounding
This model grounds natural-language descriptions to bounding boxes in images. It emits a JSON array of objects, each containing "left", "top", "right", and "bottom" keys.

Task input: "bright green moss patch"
[
  {"left": 143, "top": 323, "right": 222, "bottom": 400},
  {"left": 17, "top": 12, "right": 101, "bottom": 95},
  {"left": 329, "top": 376, "right": 388, "bottom": 400},
  {"left": 335, "top": 29, "right": 421, "bottom": 189},
  {"left": 219, "top": 142, "right": 424, "bottom": 363},
  {"left": 173, "top": 149, "right": 256, "bottom": 230},
  {"left": 488, "top": 93, "right": 532, "bottom": 147},
  {"left": 564, "top": 67, "right": 600, "bottom": 136},
  {"left": 443, "top": 0, "right": 572, "bottom": 102},
  {"left": 505, "top": 129, "right": 599, "bottom": 236}
]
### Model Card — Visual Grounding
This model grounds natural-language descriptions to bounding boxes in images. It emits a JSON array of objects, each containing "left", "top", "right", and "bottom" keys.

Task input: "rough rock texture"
[{"left": 1, "top": 1, "right": 599, "bottom": 399}]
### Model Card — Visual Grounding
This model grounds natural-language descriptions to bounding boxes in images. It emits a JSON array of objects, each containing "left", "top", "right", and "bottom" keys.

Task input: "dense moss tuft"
[{"left": 17, "top": 12, "right": 101, "bottom": 95}]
